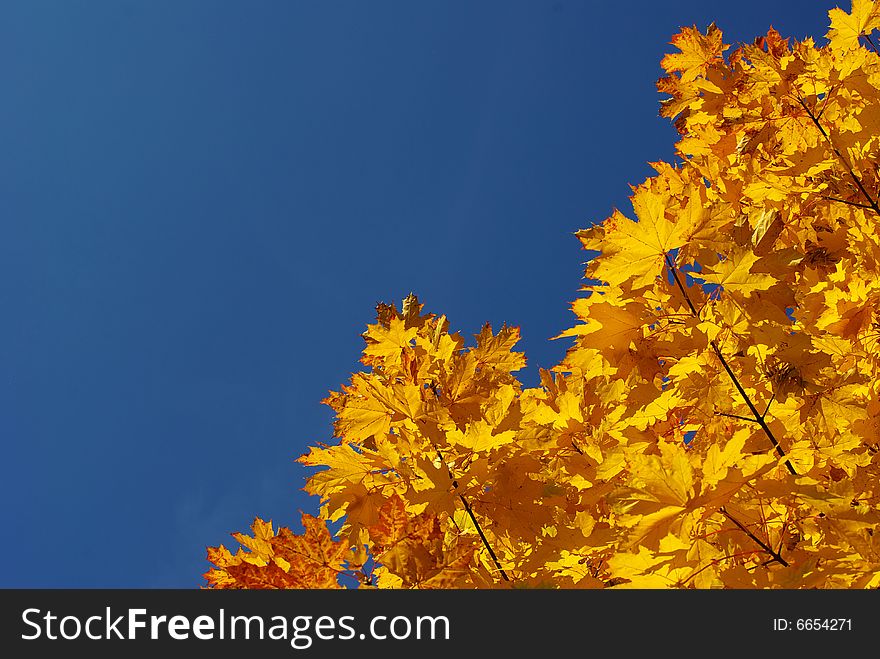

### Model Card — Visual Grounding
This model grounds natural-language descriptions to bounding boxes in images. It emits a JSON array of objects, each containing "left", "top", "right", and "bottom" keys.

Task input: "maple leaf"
[
  {"left": 629, "top": 441, "right": 695, "bottom": 507},
  {"left": 471, "top": 323, "right": 527, "bottom": 374},
  {"left": 204, "top": 515, "right": 352, "bottom": 589},
  {"left": 750, "top": 209, "right": 785, "bottom": 256},
  {"left": 362, "top": 316, "right": 418, "bottom": 367},
  {"left": 701, "top": 428, "right": 749, "bottom": 487},
  {"left": 298, "top": 442, "right": 382, "bottom": 498},
  {"left": 606, "top": 546, "right": 692, "bottom": 588},
  {"left": 367, "top": 495, "right": 477, "bottom": 588},
  {"left": 582, "top": 188, "right": 691, "bottom": 288},
  {"left": 661, "top": 23, "right": 729, "bottom": 82},
  {"left": 827, "top": 0, "right": 880, "bottom": 51},
  {"left": 699, "top": 248, "right": 777, "bottom": 296},
  {"left": 327, "top": 377, "right": 392, "bottom": 443},
  {"left": 556, "top": 299, "right": 647, "bottom": 363},
  {"left": 447, "top": 419, "right": 516, "bottom": 454}
]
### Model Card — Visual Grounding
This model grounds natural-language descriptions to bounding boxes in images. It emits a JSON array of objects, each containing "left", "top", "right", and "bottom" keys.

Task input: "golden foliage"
[{"left": 205, "top": 1, "right": 880, "bottom": 589}]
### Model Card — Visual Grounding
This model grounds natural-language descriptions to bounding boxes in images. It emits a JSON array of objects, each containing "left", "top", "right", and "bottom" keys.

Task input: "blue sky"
[{"left": 2, "top": 1, "right": 832, "bottom": 587}]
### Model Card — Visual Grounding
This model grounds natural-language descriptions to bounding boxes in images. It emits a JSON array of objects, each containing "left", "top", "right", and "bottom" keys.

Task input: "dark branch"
[
  {"left": 458, "top": 494, "right": 510, "bottom": 582},
  {"left": 665, "top": 254, "right": 698, "bottom": 316},
  {"left": 664, "top": 254, "right": 797, "bottom": 475},
  {"left": 427, "top": 436, "right": 511, "bottom": 582},
  {"left": 711, "top": 341, "right": 797, "bottom": 475},
  {"left": 821, "top": 195, "right": 875, "bottom": 210},
  {"left": 720, "top": 507, "right": 789, "bottom": 567}
]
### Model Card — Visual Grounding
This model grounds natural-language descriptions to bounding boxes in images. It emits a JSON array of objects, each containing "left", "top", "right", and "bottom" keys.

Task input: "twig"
[
  {"left": 665, "top": 254, "right": 797, "bottom": 475},
  {"left": 716, "top": 411, "right": 759, "bottom": 423},
  {"left": 720, "top": 507, "right": 789, "bottom": 567},
  {"left": 711, "top": 342, "right": 797, "bottom": 475},
  {"left": 796, "top": 95, "right": 880, "bottom": 218},
  {"left": 821, "top": 195, "right": 875, "bottom": 210},
  {"left": 458, "top": 494, "right": 510, "bottom": 582},
  {"left": 427, "top": 434, "right": 511, "bottom": 582}
]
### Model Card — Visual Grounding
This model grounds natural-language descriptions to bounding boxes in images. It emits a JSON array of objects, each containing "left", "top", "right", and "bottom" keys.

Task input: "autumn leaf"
[
  {"left": 661, "top": 23, "right": 728, "bottom": 82},
  {"left": 471, "top": 323, "right": 527, "bottom": 374},
  {"left": 699, "top": 248, "right": 777, "bottom": 296},
  {"left": 367, "top": 495, "right": 477, "bottom": 588},
  {"left": 588, "top": 190, "right": 692, "bottom": 289},
  {"left": 204, "top": 515, "right": 353, "bottom": 589},
  {"left": 362, "top": 316, "right": 418, "bottom": 368},
  {"left": 827, "top": 0, "right": 880, "bottom": 52}
]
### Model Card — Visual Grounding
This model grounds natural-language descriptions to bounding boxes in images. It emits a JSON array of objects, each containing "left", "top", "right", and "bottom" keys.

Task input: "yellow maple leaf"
[
  {"left": 299, "top": 442, "right": 382, "bottom": 498},
  {"left": 362, "top": 316, "right": 418, "bottom": 367},
  {"left": 661, "top": 23, "right": 729, "bottom": 82},
  {"left": 471, "top": 323, "right": 527, "bottom": 374},
  {"left": 556, "top": 299, "right": 646, "bottom": 362},
  {"left": 447, "top": 419, "right": 517, "bottom": 454},
  {"left": 606, "top": 546, "right": 692, "bottom": 588},
  {"left": 700, "top": 249, "right": 777, "bottom": 296},
  {"left": 586, "top": 189, "right": 689, "bottom": 288},
  {"left": 702, "top": 428, "right": 749, "bottom": 486},
  {"left": 626, "top": 386, "right": 683, "bottom": 431},
  {"left": 827, "top": 0, "right": 880, "bottom": 51},
  {"left": 628, "top": 441, "right": 695, "bottom": 506},
  {"left": 327, "top": 376, "right": 393, "bottom": 443}
]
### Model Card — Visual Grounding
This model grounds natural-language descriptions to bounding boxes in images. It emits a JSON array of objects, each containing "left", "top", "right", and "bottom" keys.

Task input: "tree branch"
[
  {"left": 716, "top": 411, "right": 759, "bottom": 423},
  {"left": 666, "top": 254, "right": 698, "bottom": 316},
  {"left": 664, "top": 254, "right": 797, "bottom": 475},
  {"left": 820, "top": 195, "right": 875, "bottom": 210},
  {"left": 458, "top": 494, "right": 510, "bottom": 582},
  {"left": 720, "top": 506, "right": 789, "bottom": 567},
  {"left": 428, "top": 437, "right": 511, "bottom": 582},
  {"left": 797, "top": 95, "right": 880, "bottom": 218},
  {"left": 711, "top": 341, "right": 797, "bottom": 475}
]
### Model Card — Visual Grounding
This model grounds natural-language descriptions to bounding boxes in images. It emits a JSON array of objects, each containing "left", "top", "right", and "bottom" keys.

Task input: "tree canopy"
[{"left": 205, "top": 1, "right": 880, "bottom": 589}]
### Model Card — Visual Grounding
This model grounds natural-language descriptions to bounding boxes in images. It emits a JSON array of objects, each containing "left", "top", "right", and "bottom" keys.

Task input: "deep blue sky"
[{"left": 2, "top": 1, "right": 830, "bottom": 587}]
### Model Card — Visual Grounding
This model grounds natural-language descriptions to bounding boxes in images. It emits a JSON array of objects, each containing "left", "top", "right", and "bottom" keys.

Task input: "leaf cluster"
[{"left": 205, "top": 1, "right": 880, "bottom": 589}]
